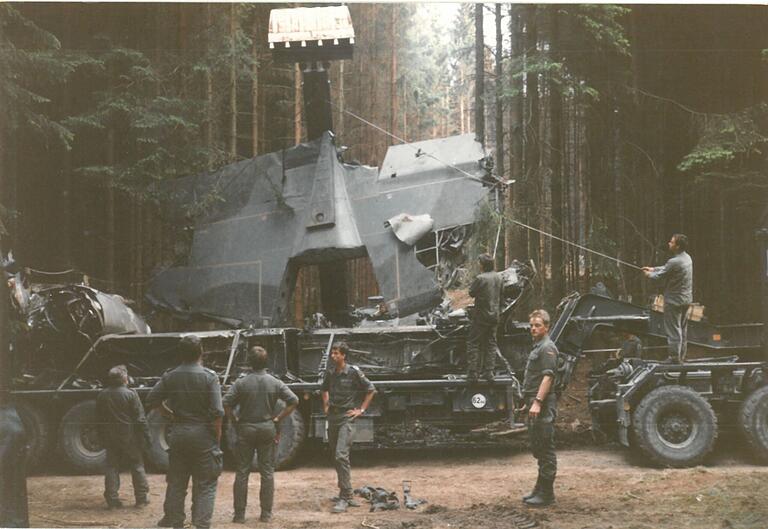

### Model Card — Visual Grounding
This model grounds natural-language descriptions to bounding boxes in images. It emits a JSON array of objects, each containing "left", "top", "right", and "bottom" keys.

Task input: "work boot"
[
  {"left": 522, "top": 477, "right": 542, "bottom": 502},
  {"left": 259, "top": 512, "right": 273, "bottom": 523},
  {"left": 135, "top": 497, "right": 150, "bottom": 508},
  {"left": 106, "top": 499, "right": 124, "bottom": 509},
  {"left": 331, "top": 496, "right": 360, "bottom": 506},
  {"left": 232, "top": 513, "right": 246, "bottom": 524},
  {"left": 524, "top": 478, "right": 555, "bottom": 507},
  {"left": 332, "top": 498, "right": 349, "bottom": 513},
  {"left": 157, "top": 517, "right": 181, "bottom": 528}
]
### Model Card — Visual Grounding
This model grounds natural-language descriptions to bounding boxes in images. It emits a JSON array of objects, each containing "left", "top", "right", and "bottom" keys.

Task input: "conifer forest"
[{"left": 2, "top": 3, "right": 767, "bottom": 328}]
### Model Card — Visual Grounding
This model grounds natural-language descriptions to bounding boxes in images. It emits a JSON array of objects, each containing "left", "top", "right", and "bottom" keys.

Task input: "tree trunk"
[
  {"left": 507, "top": 4, "right": 525, "bottom": 263},
  {"left": 337, "top": 61, "right": 345, "bottom": 137},
  {"left": 105, "top": 129, "right": 115, "bottom": 287},
  {"left": 390, "top": 5, "right": 398, "bottom": 144},
  {"left": 251, "top": 14, "right": 259, "bottom": 156},
  {"left": 228, "top": 3, "right": 238, "bottom": 161},
  {"left": 294, "top": 64, "right": 302, "bottom": 145},
  {"left": 523, "top": 5, "right": 540, "bottom": 287},
  {"left": 205, "top": 4, "right": 214, "bottom": 168},
  {"left": 474, "top": 3, "right": 485, "bottom": 145},
  {"left": 494, "top": 4, "right": 504, "bottom": 181},
  {"left": 548, "top": 8, "right": 564, "bottom": 302},
  {"left": 402, "top": 77, "right": 407, "bottom": 141}
]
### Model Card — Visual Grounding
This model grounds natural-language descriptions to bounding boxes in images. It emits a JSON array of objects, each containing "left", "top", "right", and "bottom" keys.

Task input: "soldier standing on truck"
[
  {"left": 95, "top": 365, "right": 150, "bottom": 509},
  {"left": 223, "top": 346, "right": 299, "bottom": 524},
  {"left": 466, "top": 253, "right": 503, "bottom": 382},
  {"left": 520, "top": 309, "right": 559, "bottom": 507},
  {"left": 321, "top": 341, "right": 376, "bottom": 513},
  {"left": 642, "top": 233, "right": 693, "bottom": 363},
  {"left": 146, "top": 335, "right": 224, "bottom": 529}
]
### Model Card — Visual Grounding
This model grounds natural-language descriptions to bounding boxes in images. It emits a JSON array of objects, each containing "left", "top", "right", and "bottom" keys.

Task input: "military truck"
[
  {"left": 10, "top": 274, "right": 766, "bottom": 474},
  {"left": 9, "top": 260, "right": 540, "bottom": 473},
  {"left": 587, "top": 209, "right": 768, "bottom": 467}
]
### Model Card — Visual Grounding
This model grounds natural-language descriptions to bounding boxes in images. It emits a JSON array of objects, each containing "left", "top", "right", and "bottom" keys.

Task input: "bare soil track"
[{"left": 27, "top": 443, "right": 768, "bottom": 529}]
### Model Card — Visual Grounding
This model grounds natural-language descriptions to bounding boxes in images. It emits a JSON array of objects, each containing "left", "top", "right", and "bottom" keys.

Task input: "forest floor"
[{"left": 27, "top": 439, "right": 768, "bottom": 529}]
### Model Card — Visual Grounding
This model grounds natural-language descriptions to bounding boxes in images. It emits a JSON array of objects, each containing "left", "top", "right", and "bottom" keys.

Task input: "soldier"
[
  {"left": 321, "top": 341, "right": 375, "bottom": 513},
  {"left": 95, "top": 365, "right": 150, "bottom": 509},
  {"left": 642, "top": 233, "right": 693, "bottom": 363},
  {"left": 466, "top": 253, "right": 503, "bottom": 382},
  {"left": 520, "top": 309, "right": 558, "bottom": 507},
  {"left": 223, "top": 346, "right": 299, "bottom": 524},
  {"left": 146, "top": 335, "right": 224, "bottom": 529}
]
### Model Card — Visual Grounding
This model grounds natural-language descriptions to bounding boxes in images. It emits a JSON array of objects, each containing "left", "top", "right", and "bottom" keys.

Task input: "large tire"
[
  {"left": 144, "top": 408, "right": 171, "bottom": 472},
  {"left": 274, "top": 409, "right": 306, "bottom": 470},
  {"left": 16, "top": 402, "right": 54, "bottom": 473},
  {"left": 632, "top": 385, "right": 717, "bottom": 468},
  {"left": 738, "top": 385, "right": 768, "bottom": 464},
  {"left": 57, "top": 400, "right": 106, "bottom": 474}
]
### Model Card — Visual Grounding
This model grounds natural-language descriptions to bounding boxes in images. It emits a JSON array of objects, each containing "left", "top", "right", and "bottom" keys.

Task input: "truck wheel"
[
  {"left": 738, "top": 385, "right": 768, "bottom": 463},
  {"left": 245, "top": 410, "right": 306, "bottom": 471},
  {"left": 275, "top": 409, "right": 306, "bottom": 470},
  {"left": 145, "top": 408, "right": 171, "bottom": 472},
  {"left": 632, "top": 385, "right": 717, "bottom": 468},
  {"left": 58, "top": 401, "right": 106, "bottom": 474},
  {"left": 16, "top": 402, "right": 53, "bottom": 473}
]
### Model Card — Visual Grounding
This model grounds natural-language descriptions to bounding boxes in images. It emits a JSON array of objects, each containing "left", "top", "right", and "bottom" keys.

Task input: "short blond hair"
[{"left": 528, "top": 309, "right": 551, "bottom": 327}]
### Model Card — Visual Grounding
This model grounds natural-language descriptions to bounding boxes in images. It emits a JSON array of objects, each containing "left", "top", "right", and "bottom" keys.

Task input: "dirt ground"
[{"left": 27, "top": 441, "right": 768, "bottom": 529}]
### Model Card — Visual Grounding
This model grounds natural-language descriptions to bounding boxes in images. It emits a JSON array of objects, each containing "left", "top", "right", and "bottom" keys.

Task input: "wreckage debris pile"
[
  {"left": 378, "top": 421, "right": 459, "bottom": 446},
  {"left": 354, "top": 485, "right": 427, "bottom": 512}
]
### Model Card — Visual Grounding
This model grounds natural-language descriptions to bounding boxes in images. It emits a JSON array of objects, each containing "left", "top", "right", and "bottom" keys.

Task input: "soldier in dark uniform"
[
  {"left": 642, "top": 233, "right": 693, "bottom": 362},
  {"left": 95, "top": 365, "right": 150, "bottom": 509},
  {"left": 466, "top": 253, "right": 502, "bottom": 382},
  {"left": 146, "top": 335, "right": 224, "bottom": 529},
  {"left": 320, "top": 341, "right": 375, "bottom": 513},
  {"left": 223, "top": 346, "right": 299, "bottom": 524},
  {"left": 520, "top": 309, "right": 558, "bottom": 507}
]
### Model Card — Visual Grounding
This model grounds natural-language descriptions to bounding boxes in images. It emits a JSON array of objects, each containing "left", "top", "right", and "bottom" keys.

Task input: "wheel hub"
[
  {"left": 658, "top": 411, "right": 695, "bottom": 447},
  {"left": 81, "top": 425, "right": 104, "bottom": 453}
]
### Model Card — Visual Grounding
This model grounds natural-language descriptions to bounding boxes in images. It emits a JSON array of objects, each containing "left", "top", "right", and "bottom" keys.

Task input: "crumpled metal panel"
[
  {"left": 95, "top": 291, "right": 151, "bottom": 335},
  {"left": 350, "top": 134, "right": 488, "bottom": 317},
  {"left": 387, "top": 214, "right": 434, "bottom": 246},
  {"left": 268, "top": 6, "right": 354, "bottom": 44},
  {"left": 147, "top": 132, "right": 489, "bottom": 326}
]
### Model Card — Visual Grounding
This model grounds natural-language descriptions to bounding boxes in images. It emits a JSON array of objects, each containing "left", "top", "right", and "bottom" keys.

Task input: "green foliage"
[
  {"left": 0, "top": 4, "right": 86, "bottom": 148},
  {"left": 569, "top": 5, "right": 631, "bottom": 57},
  {"left": 397, "top": 3, "right": 455, "bottom": 137},
  {"left": 55, "top": 3, "right": 267, "bottom": 221},
  {"left": 678, "top": 104, "right": 768, "bottom": 185},
  {"left": 0, "top": 204, "right": 18, "bottom": 236},
  {"left": 586, "top": 218, "right": 621, "bottom": 280},
  {"left": 463, "top": 200, "right": 505, "bottom": 282},
  {"left": 62, "top": 41, "right": 216, "bottom": 198},
  {"left": 499, "top": 5, "right": 630, "bottom": 108}
]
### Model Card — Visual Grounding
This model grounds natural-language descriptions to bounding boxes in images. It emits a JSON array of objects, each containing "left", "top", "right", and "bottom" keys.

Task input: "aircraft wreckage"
[{"left": 145, "top": 131, "right": 496, "bottom": 328}]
